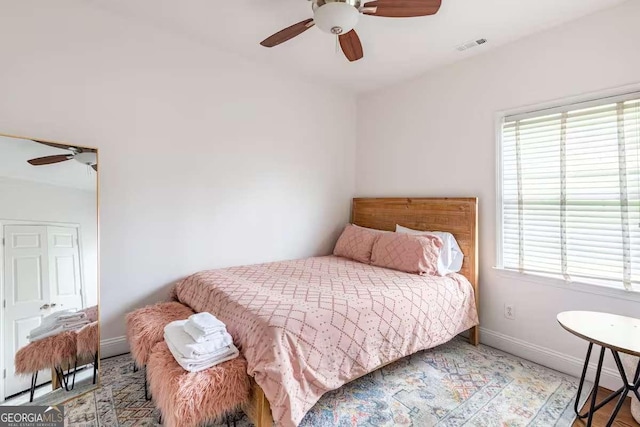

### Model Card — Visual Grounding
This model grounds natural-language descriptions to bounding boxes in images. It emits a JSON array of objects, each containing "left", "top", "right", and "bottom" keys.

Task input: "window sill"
[{"left": 492, "top": 267, "right": 640, "bottom": 303}]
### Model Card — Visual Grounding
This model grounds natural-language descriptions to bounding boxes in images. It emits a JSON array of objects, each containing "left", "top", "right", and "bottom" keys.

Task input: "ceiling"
[
  {"left": 0, "top": 135, "right": 97, "bottom": 191},
  {"left": 90, "top": 0, "right": 627, "bottom": 92}
]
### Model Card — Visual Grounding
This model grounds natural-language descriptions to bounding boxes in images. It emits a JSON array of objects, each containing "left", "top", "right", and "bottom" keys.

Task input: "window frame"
[{"left": 495, "top": 85, "right": 640, "bottom": 301}]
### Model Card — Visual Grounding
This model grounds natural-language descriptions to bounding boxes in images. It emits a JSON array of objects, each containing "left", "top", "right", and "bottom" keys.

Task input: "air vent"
[{"left": 456, "top": 38, "right": 487, "bottom": 52}]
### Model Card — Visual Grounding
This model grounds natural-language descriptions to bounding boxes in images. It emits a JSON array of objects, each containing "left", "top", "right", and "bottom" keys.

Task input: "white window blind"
[{"left": 501, "top": 93, "right": 640, "bottom": 291}]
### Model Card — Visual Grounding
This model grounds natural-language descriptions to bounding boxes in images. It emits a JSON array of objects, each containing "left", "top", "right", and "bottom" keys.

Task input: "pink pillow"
[
  {"left": 371, "top": 233, "right": 443, "bottom": 275},
  {"left": 333, "top": 224, "right": 384, "bottom": 264}
]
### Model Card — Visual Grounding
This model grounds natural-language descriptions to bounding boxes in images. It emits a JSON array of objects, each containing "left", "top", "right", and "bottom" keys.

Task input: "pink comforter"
[{"left": 174, "top": 255, "right": 478, "bottom": 427}]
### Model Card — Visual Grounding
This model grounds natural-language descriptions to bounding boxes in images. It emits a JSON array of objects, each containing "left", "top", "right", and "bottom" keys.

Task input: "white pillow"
[{"left": 395, "top": 224, "right": 464, "bottom": 275}]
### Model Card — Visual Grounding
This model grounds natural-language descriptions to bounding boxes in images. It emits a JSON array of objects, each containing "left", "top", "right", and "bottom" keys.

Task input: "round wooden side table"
[{"left": 557, "top": 311, "right": 640, "bottom": 427}]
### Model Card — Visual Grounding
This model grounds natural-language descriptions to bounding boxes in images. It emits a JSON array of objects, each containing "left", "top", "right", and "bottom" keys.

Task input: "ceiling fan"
[
  {"left": 260, "top": 0, "right": 442, "bottom": 62},
  {"left": 27, "top": 140, "right": 98, "bottom": 171}
]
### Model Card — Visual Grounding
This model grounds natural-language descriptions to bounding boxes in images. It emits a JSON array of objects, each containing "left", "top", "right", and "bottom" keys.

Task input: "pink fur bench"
[
  {"left": 147, "top": 341, "right": 250, "bottom": 427},
  {"left": 126, "top": 301, "right": 195, "bottom": 368},
  {"left": 15, "top": 331, "right": 77, "bottom": 401},
  {"left": 76, "top": 321, "right": 99, "bottom": 358},
  {"left": 77, "top": 321, "right": 99, "bottom": 384},
  {"left": 15, "top": 332, "right": 77, "bottom": 374},
  {"left": 125, "top": 301, "right": 195, "bottom": 399}
]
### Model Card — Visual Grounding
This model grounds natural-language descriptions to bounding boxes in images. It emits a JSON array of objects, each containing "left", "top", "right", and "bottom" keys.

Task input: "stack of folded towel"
[
  {"left": 164, "top": 312, "right": 238, "bottom": 373},
  {"left": 28, "top": 309, "right": 90, "bottom": 342}
]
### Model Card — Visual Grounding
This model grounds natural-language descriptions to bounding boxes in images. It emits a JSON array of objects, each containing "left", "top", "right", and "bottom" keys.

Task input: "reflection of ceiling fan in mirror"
[
  {"left": 27, "top": 139, "right": 98, "bottom": 171},
  {"left": 260, "top": 0, "right": 442, "bottom": 62}
]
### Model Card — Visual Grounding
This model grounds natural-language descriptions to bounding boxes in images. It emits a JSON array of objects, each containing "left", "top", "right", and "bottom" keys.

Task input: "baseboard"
[
  {"left": 99, "top": 329, "right": 621, "bottom": 389},
  {"left": 100, "top": 335, "right": 129, "bottom": 359},
  {"left": 480, "top": 327, "right": 622, "bottom": 391}
]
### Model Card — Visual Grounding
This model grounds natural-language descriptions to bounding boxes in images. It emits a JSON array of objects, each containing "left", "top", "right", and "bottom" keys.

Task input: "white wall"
[
  {"left": 0, "top": 1, "right": 356, "bottom": 353},
  {"left": 356, "top": 1, "right": 640, "bottom": 388},
  {"left": 0, "top": 177, "right": 98, "bottom": 307}
]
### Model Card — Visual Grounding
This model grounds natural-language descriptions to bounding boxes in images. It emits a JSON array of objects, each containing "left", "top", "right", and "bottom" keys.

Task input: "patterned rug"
[{"left": 63, "top": 338, "right": 587, "bottom": 426}]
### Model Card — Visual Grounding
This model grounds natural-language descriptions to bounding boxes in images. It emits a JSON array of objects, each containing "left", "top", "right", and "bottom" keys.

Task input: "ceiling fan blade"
[
  {"left": 339, "top": 30, "right": 364, "bottom": 62},
  {"left": 31, "top": 139, "right": 74, "bottom": 150},
  {"left": 91, "top": 164, "right": 98, "bottom": 172},
  {"left": 32, "top": 139, "right": 97, "bottom": 153},
  {"left": 27, "top": 154, "right": 73, "bottom": 166},
  {"left": 362, "top": 0, "right": 441, "bottom": 17},
  {"left": 260, "top": 19, "right": 315, "bottom": 47}
]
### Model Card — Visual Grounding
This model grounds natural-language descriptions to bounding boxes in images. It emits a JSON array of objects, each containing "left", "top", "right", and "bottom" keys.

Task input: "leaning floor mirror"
[{"left": 0, "top": 133, "right": 99, "bottom": 406}]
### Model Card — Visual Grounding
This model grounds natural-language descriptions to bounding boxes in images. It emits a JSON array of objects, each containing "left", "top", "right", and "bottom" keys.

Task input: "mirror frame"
[{"left": 0, "top": 132, "right": 100, "bottom": 404}]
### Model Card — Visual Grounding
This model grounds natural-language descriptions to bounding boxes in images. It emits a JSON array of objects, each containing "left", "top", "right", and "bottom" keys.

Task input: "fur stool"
[
  {"left": 125, "top": 301, "right": 194, "bottom": 399},
  {"left": 147, "top": 341, "right": 250, "bottom": 427},
  {"left": 80, "top": 305, "right": 98, "bottom": 323},
  {"left": 14, "top": 331, "right": 77, "bottom": 402},
  {"left": 76, "top": 321, "right": 99, "bottom": 384}
]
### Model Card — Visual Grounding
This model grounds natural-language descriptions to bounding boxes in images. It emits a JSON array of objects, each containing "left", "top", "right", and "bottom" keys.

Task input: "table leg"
[
  {"left": 633, "top": 358, "right": 640, "bottom": 402},
  {"left": 586, "top": 346, "right": 606, "bottom": 427},
  {"left": 574, "top": 344, "right": 627, "bottom": 424},
  {"left": 574, "top": 343, "right": 593, "bottom": 417},
  {"left": 605, "top": 349, "right": 640, "bottom": 427}
]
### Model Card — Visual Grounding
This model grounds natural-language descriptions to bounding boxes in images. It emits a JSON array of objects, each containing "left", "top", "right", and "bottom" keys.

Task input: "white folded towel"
[
  {"left": 38, "top": 310, "right": 78, "bottom": 326},
  {"left": 167, "top": 341, "right": 240, "bottom": 372},
  {"left": 61, "top": 320, "right": 91, "bottom": 330},
  {"left": 44, "top": 309, "right": 77, "bottom": 319},
  {"left": 188, "top": 312, "right": 226, "bottom": 333},
  {"left": 183, "top": 321, "right": 229, "bottom": 344},
  {"left": 29, "top": 316, "right": 88, "bottom": 337},
  {"left": 28, "top": 327, "right": 66, "bottom": 342},
  {"left": 56, "top": 313, "right": 86, "bottom": 322},
  {"left": 164, "top": 321, "right": 233, "bottom": 359},
  {"left": 165, "top": 337, "right": 239, "bottom": 373},
  {"left": 27, "top": 320, "right": 89, "bottom": 342}
]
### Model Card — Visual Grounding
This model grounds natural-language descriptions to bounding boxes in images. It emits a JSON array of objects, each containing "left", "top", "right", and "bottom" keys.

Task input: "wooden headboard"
[{"left": 351, "top": 197, "right": 479, "bottom": 343}]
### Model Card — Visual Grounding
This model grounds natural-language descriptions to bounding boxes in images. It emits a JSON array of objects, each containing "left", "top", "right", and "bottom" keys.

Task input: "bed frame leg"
[
  {"left": 469, "top": 326, "right": 479, "bottom": 346},
  {"left": 244, "top": 380, "right": 274, "bottom": 427}
]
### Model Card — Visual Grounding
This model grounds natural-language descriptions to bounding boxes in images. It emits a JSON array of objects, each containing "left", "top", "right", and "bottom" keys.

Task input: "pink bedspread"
[{"left": 174, "top": 255, "right": 478, "bottom": 427}]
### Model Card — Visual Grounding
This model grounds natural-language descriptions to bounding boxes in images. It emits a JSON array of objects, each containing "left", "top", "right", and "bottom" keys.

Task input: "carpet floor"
[{"left": 63, "top": 338, "right": 586, "bottom": 426}]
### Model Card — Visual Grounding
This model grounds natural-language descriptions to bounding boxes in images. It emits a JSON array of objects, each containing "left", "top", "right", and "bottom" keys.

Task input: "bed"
[{"left": 174, "top": 197, "right": 479, "bottom": 427}]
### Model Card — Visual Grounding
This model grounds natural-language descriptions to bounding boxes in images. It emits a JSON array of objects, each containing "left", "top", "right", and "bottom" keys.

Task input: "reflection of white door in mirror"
[
  {"left": 47, "top": 226, "right": 83, "bottom": 311},
  {"left": 2, "top": 224, "right": 83, "bottom": 398},
  {"left": 2, "top": 225, "right": 50, "bottom": 398}
]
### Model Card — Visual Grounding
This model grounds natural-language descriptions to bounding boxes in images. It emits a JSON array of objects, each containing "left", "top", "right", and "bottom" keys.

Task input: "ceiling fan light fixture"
[
  {"left": 74, "top": 152, "right": 97, "bottom": 167},
  {"left": 313, "top": 1, "right": 360, "bottom": 35}
]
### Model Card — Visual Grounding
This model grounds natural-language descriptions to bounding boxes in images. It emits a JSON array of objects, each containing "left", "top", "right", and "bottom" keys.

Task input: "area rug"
[{"left": 63, "top": 338, "right": 587, "bottom": 426}]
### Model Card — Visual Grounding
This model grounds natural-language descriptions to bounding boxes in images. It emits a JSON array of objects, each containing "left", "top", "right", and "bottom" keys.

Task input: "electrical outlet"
[{"left": 504, "top": 304, "right": 515, "bottom": 320}]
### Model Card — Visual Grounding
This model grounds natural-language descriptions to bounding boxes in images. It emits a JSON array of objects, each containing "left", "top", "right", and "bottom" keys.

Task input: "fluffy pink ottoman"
[
  {"left": 80, "top": 305, "right": 98, "bottom": 323},
  {"left": 147, "top": 341, "right": 250, "bottom": 427},
  {"left": 76, "top": 321, "right": 99, "bottom": 358},
  {"left": 15, "top": 331, "right": 77, "bottom": 374},
  {"left": 15, "top": 331, "right": 78, "bottom": 401},
  {"left": 77, "top": 321, "right": 100, "bottom": 384},
  {"left": 125, "top": 301, "right": 194, "bottom": 368}
]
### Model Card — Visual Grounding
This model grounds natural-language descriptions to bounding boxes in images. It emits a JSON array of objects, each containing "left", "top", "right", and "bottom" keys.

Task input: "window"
[{"left": 499, "top": 92, "right": 640, "bottom": 291}]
